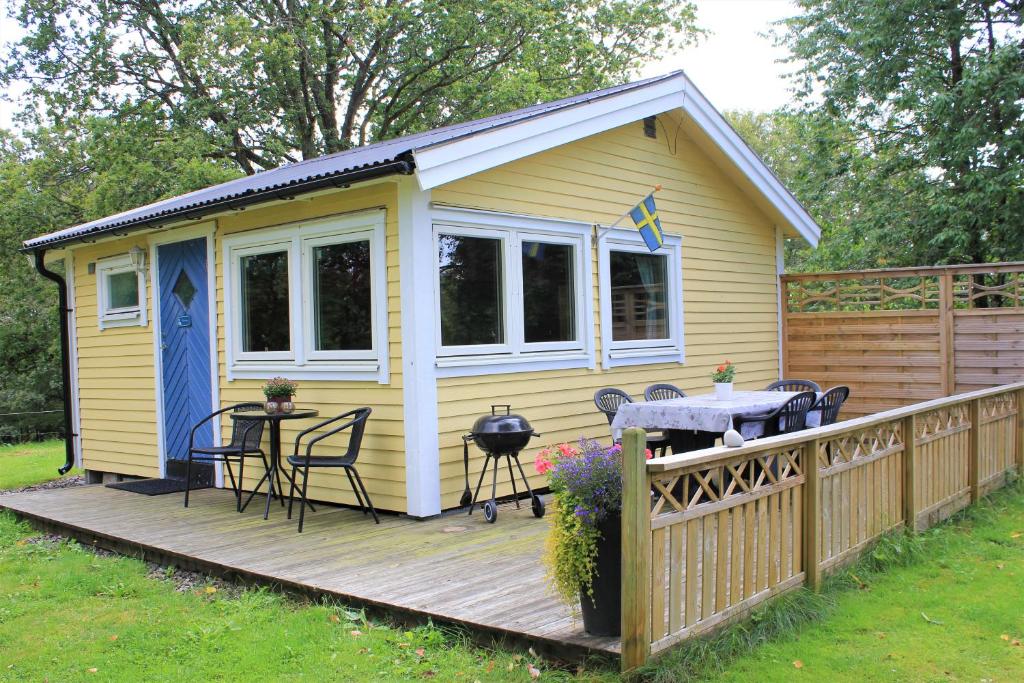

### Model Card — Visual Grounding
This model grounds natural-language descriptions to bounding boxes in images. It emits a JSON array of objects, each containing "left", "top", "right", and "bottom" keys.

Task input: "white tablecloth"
[{"left": 611, "top": 390, "right": 819, "bottom": 440}]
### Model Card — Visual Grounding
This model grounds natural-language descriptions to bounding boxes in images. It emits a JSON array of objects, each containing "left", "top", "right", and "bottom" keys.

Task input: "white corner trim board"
[{"left": 398, "top": 178, "right": 442, "bottom": 518}]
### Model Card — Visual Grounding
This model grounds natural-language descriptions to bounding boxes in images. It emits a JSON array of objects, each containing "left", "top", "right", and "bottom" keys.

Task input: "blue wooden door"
[{"left": 158, "top": 238, "right": 213, "bottom": 462}]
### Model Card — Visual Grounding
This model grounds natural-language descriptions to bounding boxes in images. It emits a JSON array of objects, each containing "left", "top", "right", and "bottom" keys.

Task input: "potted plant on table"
[
  {"left": 534, "top": 438, "right": 652, "bottom": 636},
  {"left": 712, "top": 360, "right": 736, "bottom": 400},
  {"left": 262, "top": 377, "right": 298, "bottom": 414}
]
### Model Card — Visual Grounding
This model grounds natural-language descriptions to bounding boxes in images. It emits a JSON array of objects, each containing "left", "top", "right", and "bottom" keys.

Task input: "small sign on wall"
[{"left": 177, "top": 315, "right": 191, "bottom": 328}]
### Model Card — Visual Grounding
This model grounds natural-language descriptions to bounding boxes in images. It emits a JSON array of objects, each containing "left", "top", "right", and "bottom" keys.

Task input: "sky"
[
  {"left": 0, "top": 0, "right": 800, "bottom": 131},
  {"left": 645, "top": 0, "right": 800, "bottom": 113}
]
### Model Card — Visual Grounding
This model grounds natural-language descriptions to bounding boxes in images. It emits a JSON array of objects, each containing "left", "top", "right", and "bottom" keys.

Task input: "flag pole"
[{"left": 595, "top": 184, "right": 663, "bottom": 242}]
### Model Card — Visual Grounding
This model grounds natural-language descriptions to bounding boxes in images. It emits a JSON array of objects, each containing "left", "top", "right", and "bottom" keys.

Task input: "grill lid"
[{"left": 470, "top": 405, "right": 534, "bottom": 435}]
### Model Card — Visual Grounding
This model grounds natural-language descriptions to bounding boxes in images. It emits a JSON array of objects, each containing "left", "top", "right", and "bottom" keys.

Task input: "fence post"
[
  {"left": 969, "top": 398, "right": 981, "bottom": 504},
  {"left": 621, "top": 427, "right": 651, "bottom": 671},
  {"left": 938, "top": 272, "right": 955, "bottom": 396},
  {"left": 1017, "top": 389, "right": 1024, "bottom": 475},
  {"left": 803, "top": 437, "right": 822, "bottom": 591},
  {"left": 903, "top": 414, "right": 918, "bottom": 532}
]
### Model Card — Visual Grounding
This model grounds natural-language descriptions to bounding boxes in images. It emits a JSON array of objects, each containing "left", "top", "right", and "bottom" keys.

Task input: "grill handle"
[{"left": 491, "top": 404, "right": 511, "bottom": 416}]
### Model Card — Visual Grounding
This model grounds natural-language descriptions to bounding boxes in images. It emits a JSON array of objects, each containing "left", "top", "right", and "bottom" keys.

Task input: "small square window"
[{"left": 96, "top": 254, "right": 147, "bottom": 330}]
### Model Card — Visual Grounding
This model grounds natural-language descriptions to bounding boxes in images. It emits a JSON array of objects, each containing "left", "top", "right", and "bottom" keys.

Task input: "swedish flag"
[{"left": 629, "top": 194, "right": 664, "bottom": 252}]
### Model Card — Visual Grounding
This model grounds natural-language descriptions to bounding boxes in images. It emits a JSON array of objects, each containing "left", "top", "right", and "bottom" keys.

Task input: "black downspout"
[{"left": 32, "top": 249, "right": 76, "bottom": 475}]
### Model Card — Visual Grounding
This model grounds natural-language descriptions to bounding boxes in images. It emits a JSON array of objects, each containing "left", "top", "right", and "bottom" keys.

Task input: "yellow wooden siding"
[
  {"left": 72, "top": 238, "right": 161, "bottom": 479},
  {"left": 214, "top": 183, "right": 407, "bottom": 512},
  {"left": 432, "top": 116, "right": 782, "bottom": 508}
]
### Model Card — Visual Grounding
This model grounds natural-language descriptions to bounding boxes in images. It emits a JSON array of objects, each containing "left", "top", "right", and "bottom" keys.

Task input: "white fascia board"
[
  {"left": 413, "top": 75, "right": 688, "bottom": 191},
  {"left": 677, "top": 74, "right": 821, "bottom": 247}
]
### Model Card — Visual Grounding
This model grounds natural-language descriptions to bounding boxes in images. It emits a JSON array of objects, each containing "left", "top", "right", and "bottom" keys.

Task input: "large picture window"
[
  {"left": 223, "top": 211, "right": 387, "bottom": 381},
  {"left": 598, "top": 231, "right": 684, "bottom": 368},
  {"left": 438, "top": 234, "right": 505, "bottom": 347},
  {"left": 240, "top": 250, "right": 290, "bottom": 352},
  {"left": 432, "top": 208, "right": 592, "bottom": 373}
]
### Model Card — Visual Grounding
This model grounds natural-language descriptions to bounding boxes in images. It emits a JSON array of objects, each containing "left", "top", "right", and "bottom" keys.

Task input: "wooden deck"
[{"left": 0, "top": 485, "right": 619, "bottom": 658}]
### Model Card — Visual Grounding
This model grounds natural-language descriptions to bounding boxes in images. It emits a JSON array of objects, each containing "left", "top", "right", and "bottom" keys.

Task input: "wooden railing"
[
  {"left": 619, "top": 381, "right": 1024, "bottom": 670},
  {"left": 781, "top": 262, "right": 1024, "bottom": 418}
]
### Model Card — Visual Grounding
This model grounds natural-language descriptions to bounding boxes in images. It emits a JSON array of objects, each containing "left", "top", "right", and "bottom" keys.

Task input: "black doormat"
[{"left": 106, "top": 478, "right": 209, "bottom": 496}]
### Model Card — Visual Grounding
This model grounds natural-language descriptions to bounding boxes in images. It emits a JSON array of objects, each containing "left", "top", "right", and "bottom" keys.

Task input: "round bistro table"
[{"left": 229, "top": 408, "right": 319, "bottom": 520}]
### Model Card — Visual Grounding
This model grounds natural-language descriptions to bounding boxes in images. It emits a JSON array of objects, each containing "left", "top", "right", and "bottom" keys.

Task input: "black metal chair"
[
  {"left": 812, "top": 386, "right": 850, "bottom": 427},
  {"left": 185, "top": 402, "right": 268, "bottom": 511},
  {"left": 287, "top": 407, "right": 375, "bottom": 532},
  {"left": 594, "top": 388, "right": 671, "bottom": 457},
  {"left": 733, "top": 391, "right": 818, "bottom": 440},
  {"left": 644, "top": 383, "right": 687, "bottom": 402},
  {"left": 766, "top": 379, "right": 822, "bottom": 393}
]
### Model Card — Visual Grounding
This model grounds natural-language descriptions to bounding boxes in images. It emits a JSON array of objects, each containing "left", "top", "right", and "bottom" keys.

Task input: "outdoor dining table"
[
  {"left": 610, "top": 390, "right": 821, "bottom": 453},
  {"left": 230, "top": 408, "right": 319, "bottom": 520}
]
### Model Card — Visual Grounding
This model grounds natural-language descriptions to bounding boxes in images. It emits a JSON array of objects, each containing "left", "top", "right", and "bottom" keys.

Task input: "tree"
[
  {"left": 3, "top": 0, "right": 701, "bottom": 174},
  {"left": 0, "top": 113, "right": 239, "bottom": 437},
  {"left": 727, "top": 109, "right": 933, "bottom": 272},
  {"left": 775, "top": 0, "right": 1024, "bottom": 266}
]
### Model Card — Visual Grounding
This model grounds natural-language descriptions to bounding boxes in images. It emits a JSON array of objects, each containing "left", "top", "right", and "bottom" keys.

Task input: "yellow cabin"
[{"left": 23, "top": 72, "right": 820, "bottom": 517}]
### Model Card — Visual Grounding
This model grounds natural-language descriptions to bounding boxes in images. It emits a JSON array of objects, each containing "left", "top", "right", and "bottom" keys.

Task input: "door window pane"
[
  {"left": 313, "top": 240, "right": 372, "bottom": 351},
  {"left": 522, "top": 241, "right": 575, "bottom": 343},
  {"left": 240, "top": 251, "right": 290, "bottom": 352},
  {"left": 609, "top": 250, "right": 668, "bottom": 341},
  {"left": 107, "top": 271, "right": 139, "bottom": 310},
  {"left": 438, "top": 234, "right": 504, "bottom": 346}
]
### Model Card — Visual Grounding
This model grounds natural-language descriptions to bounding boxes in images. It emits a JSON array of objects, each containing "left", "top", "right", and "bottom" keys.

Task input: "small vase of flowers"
[
  {"left": 262, "top": 377, "right": 298, "bottom": 413},
  {"left": 534, "top": 438, "right": 653, "bottom": 637},
  {"left": 712, "top": 360, "right": 736, "bottom": 400}
]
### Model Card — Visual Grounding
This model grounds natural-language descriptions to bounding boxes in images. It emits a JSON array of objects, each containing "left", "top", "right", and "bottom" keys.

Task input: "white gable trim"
[
  {"left": 413, "top": 75, "right": 687, "bottom": 191},
  {"left": 412, "top": 71, "right": 820, "bottom": 247}
]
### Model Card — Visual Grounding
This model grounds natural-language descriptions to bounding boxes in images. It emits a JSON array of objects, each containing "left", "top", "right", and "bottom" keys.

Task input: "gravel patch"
[{"left": 1, "top": 474, "right": 86, "bottom": 496}]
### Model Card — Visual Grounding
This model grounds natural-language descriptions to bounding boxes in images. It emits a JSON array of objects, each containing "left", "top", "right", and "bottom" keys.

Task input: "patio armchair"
[
  {"left": 594, "top": 388, "right": 671, "bottom": 457},
  {"left": 287, "top": 407, "right": 375, "bottom": 532},
  {"left": 184, "top": 402, "right": 268, "bottom": 511},
  {"left": 733, "top": 391, "right": 818, "bottom": 440},
  {"left": 643, "top": 383, "right": 688, "bottom": 401},
  {"left": 812, "top": 385, "right": 850, "bottom": 427},
  {"left": 766, "top": 379, "right": 822, "bottom": 393}
]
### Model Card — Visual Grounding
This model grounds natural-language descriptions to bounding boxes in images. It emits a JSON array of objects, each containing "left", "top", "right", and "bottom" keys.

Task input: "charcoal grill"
[{"left": 461, "top": 405, "right": 545, "bottom": 523}]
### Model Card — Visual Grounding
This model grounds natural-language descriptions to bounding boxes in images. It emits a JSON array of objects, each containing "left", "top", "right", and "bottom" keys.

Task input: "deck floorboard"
[{"left": 0, "top": 485, "right": 620, "bottom": 657}]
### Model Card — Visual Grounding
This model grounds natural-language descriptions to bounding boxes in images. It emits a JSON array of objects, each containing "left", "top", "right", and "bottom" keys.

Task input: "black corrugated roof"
[{"left": 24, "top": 72, "right": 681, "bottom": 250}]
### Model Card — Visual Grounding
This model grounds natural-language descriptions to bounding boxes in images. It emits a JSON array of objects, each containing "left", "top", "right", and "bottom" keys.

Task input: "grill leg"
[
  {"left": 489, "top": 454, "right": 499, "bottom": 503},
  {"left": 513, "top": 455, "right": 537, "bottom": 499},
  {"left": 468, "top": 454, "right": 491, "bottom": 515},
  {"left": 506, "top": 456, "right": 520, "bottom": 508}
]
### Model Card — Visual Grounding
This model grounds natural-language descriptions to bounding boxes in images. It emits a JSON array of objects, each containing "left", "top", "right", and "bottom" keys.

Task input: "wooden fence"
[
  {"left": 782, "top": 263, "right": 1024, "bottom": 418},
  {"left": 619, "top": 381, "right": 1024, "bottom": 670}
]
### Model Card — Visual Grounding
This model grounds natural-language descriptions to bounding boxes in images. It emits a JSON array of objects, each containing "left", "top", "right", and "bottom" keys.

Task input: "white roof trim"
[{"left": 412, "top": 71, "right": 820, "bottom": 247}]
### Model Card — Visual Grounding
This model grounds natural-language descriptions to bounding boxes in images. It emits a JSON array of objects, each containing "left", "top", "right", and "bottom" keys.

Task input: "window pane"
[
  {"left": 438, "top": 234, "right": 504, "bottom": 346},
  {"left": 609, "top": 250, "right": 669, "bottom": 341},
  {"left": 313, "top": 240, "right": 372, "bottom": 351},
  {"left": 107, "top": 271, "right": 139, "bottom": 310},
  {"left": 240, "top": 251, "right": 290, "bottom": 352},
  {"left": 522, "top": 241, "right": 575, "bottom": 343}
]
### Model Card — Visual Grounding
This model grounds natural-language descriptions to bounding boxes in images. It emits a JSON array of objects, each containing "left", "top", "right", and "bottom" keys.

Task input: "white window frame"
[
  {"left": 431, "top": 206, "right": 594, "bottom": 376},
  {"left": 598, "top": 227, "right": 685, "bottom": 368},
  {"left": 222, "top": 210, "right": 389, "bottom": 383},
  {"left": 96, "top": 254, "right": 147, "bottom": 330}
]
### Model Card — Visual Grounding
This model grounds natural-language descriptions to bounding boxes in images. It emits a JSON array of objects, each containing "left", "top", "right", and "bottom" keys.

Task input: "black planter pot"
[{"left": 579, "top": 513, "right": 621, "bottom": 637}]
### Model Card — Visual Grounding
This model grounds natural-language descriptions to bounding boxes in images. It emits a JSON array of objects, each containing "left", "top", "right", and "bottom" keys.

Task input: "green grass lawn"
[
  {"left": 713, "top": 484, "right": 1024, "bottom": 682},
  {"left": 0, "top": 440, "right": 80, "bottom": 490},
  {"left": 2, "top": 443, "right": 1023, "bottom": 681}
]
